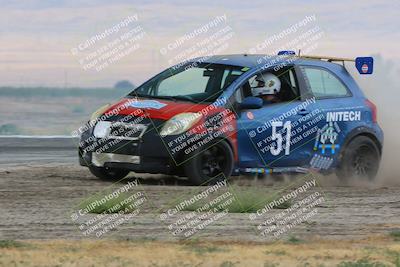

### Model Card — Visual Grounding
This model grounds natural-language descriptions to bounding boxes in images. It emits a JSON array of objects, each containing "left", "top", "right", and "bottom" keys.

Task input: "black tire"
[
  {"left": 89, "top": 166, "right": 130, "bottom": 181},
  {"left": 336, "top": 136, "right": 381, "bottom": 181},
  {"left": 184, "top": 140, "right": 234, "bottom": 185}
]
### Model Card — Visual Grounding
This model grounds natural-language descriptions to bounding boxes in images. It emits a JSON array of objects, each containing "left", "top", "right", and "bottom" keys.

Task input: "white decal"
[
  {"left": 270, "top": 121, "right": 292, "bottom": 156},
  {"left": 326, "top": 111, "right": 361, "bottom": 122}
]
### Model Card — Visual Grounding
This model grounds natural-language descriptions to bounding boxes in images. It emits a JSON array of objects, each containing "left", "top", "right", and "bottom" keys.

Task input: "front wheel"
[
  {"left": 184, "top": 140, "right": 234, "bottom": 185},
  {"left": 336, "top": 136, "right": 381, "bottom": 181},
  {"left": 89, "top": 166, "right": 130, "bottom": 181}
]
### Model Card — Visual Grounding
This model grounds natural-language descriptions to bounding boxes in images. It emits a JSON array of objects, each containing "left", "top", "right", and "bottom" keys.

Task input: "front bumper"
[{"left": 78, "top": 116, "right": 179, "bottom": 174}]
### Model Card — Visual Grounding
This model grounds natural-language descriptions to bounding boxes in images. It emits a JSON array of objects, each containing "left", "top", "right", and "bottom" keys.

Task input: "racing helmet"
[{"left": 251, "top": 73, "right": 281, "bottom": 96}]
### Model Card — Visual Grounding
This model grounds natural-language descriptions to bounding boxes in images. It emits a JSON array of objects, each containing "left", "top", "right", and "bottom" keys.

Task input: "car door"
[
  {"left": 235, "top": 66, "right": 318, "bottom": 170},
  {"left": 297, "top": 65, "right": 358, "bottom": 169}
]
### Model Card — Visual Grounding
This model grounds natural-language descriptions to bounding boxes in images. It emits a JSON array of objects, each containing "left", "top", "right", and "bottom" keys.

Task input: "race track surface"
[{"left": 1, "top": 137, "right": 400, "bottom": 242}]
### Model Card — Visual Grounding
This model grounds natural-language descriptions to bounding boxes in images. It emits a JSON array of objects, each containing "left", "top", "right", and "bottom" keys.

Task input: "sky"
[{"left": 0, "top": 0, "right": 399, "bottom": 87}]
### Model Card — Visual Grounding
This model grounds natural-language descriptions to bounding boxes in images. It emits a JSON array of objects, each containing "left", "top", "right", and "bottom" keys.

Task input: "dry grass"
[
  {"left": 1, "top": 237, "right": 400, "bottom": 267},
  {"left": 182, "top": 185, "right": 291, "bottom": 213}
]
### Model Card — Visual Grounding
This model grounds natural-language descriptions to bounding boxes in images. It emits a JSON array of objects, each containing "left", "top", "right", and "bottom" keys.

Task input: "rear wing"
[{"left": 277, "top": 51, "right": 374, "bottom": 74}]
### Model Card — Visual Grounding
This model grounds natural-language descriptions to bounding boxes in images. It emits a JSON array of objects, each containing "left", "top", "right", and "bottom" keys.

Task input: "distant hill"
[{"left": 114, "top": 80, "right": 135, "bottom": 90}]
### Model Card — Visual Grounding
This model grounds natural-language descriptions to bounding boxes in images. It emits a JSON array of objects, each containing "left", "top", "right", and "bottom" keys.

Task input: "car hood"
[{"left": 103, "top": 97, "right": 210, "bottom": 120}]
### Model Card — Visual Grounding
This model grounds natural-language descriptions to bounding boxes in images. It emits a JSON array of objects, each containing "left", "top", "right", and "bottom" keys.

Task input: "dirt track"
[{"left": 1, "top": 159, "right": 400, "bottom": 242}]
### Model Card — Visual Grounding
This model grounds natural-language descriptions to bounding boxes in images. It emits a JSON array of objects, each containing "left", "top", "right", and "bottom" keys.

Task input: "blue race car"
[{"left": 79, "top": 52, "right": 383, "bottom": 185}]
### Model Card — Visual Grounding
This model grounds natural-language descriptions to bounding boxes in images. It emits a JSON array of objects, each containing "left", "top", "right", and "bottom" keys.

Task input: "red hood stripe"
[{"left": 104, "top": 98, "right": 209, "bottom": 120}]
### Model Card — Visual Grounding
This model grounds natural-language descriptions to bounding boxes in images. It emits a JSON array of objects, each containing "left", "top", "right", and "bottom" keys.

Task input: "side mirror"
[{"left": 240, "top": 96, "right": 263, "bottom": 109}]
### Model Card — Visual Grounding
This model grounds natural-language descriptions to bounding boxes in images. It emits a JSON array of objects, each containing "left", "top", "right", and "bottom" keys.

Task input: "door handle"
[{"left": 298, "top": 109, "right": 309, "bottom": 116}]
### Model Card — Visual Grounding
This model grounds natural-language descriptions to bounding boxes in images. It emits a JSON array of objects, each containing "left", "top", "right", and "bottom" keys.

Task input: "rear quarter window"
[{"left": 301, "top": 67, "right": 351, "bottom": 99}]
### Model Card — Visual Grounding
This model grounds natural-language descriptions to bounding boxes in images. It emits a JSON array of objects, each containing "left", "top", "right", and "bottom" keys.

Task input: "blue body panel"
[{"left": 190, "top": 55, "right": 383, "bottom": 173}]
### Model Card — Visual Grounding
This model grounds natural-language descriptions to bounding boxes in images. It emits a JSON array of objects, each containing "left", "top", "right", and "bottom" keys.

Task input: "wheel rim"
[
  {"left": 200, "top": 145, "right": 227, "bottom": 178},
  {"left": 350, "top": 145, "right": 378, "bottom": 179}
]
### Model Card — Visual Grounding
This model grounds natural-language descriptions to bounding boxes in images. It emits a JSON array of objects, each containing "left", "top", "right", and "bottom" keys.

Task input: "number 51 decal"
[{"left": 270, "top": 121, "right": 291, "bottom": 156}]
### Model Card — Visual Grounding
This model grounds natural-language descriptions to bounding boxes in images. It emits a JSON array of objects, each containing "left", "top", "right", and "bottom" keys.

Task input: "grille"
[{"left": 107, "top": 122, "right": 147, "bottom": 140}]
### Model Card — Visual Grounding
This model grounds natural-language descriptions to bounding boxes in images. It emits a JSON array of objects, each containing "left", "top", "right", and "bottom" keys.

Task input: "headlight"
[
  {"left": 160, "top": 112, "right": 202, "bottom": 136},
  {"left": 93, "top": 121, "right": 111, "bottom": 138},
  {"left": 90, "top": 104, "right": 110, "bottom": 121}
]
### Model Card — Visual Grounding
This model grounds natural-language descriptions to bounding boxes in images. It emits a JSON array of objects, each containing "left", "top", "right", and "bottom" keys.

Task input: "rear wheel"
[
  {"left": 336, "top": 136, "right": 380, "bottom": 181},
  {"left": 184, "top": 140, "right": 234, "bottom": 185},
  {"left": 89, "top": 166, "right": 130, "bottom": 181}
]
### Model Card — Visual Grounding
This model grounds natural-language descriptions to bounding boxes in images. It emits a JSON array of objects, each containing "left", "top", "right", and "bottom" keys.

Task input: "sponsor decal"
[
  {"left": 361, "top": 64, "right": 369, "bottom": 73},
  {"left": 130, "top": 100, "right": 167, "bottom": 109},
  {"left": 326, "top": 111, "right": 361, "bottom": 122},
  {"left": 313, "top": 122, "right": 340, "bottom": 154},
  {"left": 310, "top": 154, "right": 333, "bottom": 170},
  {"left": 246, "top": 111, "right": 254, "bottom": 120},
  {"left": 241, "top": 167, "right": 308, "bottom": 174},
  {"left": 243, "top": 168, "right": 272, "bottom": 174}
]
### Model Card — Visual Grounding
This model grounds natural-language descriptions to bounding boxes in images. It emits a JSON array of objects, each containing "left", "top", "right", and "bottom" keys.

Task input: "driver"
[{"left": 251, "top": 73, "right": 281, "bottom": 104}]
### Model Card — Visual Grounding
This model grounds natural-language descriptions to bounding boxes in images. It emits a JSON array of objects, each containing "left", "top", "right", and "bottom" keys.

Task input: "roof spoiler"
[{"left": 277, "top": 51, "right": 374, "bottom": 74}]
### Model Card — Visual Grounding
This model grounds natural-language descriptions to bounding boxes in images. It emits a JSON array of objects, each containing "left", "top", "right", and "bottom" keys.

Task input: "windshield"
[{"left": 128, "top": 63, "right": 246, "bottom": 103}]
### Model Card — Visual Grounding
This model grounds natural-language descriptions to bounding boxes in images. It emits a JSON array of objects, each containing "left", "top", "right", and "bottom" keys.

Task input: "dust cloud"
[{"left": 351, "top": 54, "right": 400, "bottom": 185}]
